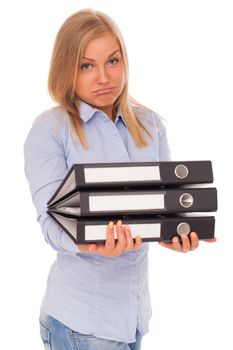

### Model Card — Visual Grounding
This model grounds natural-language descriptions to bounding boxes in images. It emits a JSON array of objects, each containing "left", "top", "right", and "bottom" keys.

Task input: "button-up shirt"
[{"left": 24, "top": 101, "right": 170, "bottom": 343}]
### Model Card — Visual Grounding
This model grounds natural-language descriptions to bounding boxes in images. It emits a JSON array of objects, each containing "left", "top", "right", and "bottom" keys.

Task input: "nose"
[{"left": 97, "top": 66, "right": 110, "bottom": 85}]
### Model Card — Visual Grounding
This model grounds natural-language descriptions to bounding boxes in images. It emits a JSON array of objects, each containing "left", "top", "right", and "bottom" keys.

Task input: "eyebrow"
[{"left": 82, "top": 49, "right": 121, "bottom": 61}]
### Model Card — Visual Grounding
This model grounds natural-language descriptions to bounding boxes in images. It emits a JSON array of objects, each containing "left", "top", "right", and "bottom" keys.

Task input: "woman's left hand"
[{"left": 159, "top": 232, "right": 216, "bottom": 253}]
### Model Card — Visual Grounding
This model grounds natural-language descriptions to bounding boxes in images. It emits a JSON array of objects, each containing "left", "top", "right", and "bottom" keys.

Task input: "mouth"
[{"left": 92, "top": 87, "right": 115, "bottom": 96}]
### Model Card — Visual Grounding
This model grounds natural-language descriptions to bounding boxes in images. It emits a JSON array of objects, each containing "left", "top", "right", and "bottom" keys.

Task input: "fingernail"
[{"left": 181, "top": 233, "right": 188, "bottom": 238}]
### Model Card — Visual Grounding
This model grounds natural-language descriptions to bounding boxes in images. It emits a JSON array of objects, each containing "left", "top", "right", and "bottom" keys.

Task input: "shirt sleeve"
[{"left": 24, "top": 111, "right": 79, "bottom": 254}]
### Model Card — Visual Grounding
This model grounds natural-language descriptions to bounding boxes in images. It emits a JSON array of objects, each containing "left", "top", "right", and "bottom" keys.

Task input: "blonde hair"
[{"left": 48, "top": 9, "right": 150, "bottom": 148}]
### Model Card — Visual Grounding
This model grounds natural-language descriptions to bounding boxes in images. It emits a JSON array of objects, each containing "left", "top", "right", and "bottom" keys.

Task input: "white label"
[
  {"left": 84, "top": 166, "right": 160, "bottom": 183},
  {"left": 89, "top": 194, "right": 165, "bottom": 212},
  {"left": 85, "top": 223, "right": 161, "bottom": 241}
]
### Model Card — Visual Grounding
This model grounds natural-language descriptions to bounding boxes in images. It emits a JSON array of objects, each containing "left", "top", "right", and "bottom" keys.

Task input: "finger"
[
  {"left": 190, "top": 232, "right": 199, "bottom": 250},
  {"left": 115, "top": 220, "right": 126, "bottom": 254},
  {"left": 104, "top": 221, "right": 115, "bottom": 253},
  {"left": 172, "top": 236, "right": 182, "bottom": 251},
  {"left": 159, "top": 241, "right": 173, "bottom": 249},
  {"left": 93, "top": 222, "right": 115, "bottom": 256},
  {"left": 180, "top": 234, "right": 191, "bottom": 252},
  {"left": 89, "top": 244, "right": 97, "bottom": 253},
  {"left": 89, "top": 243, "right": 107, "bottom": 255},
  {"left": 133, "top": 235, "right": 142, "bottom": 251},
  {"left": 204, "top": 238, "right": 217, "bottom": 243},
  {"left": 124, "top": 225, "right": 134, "bottom": 251},
  {"left": 78, "top": 244, "right": 92, "bottom": 252}
]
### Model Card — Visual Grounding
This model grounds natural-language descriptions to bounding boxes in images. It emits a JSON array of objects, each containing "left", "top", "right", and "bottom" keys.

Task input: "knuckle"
[{"left": 116, "top": 245, "right": 124, "bottom": 254}]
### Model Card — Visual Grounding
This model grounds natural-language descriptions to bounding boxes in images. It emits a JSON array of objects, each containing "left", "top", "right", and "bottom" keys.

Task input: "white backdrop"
[{"left": 0, "top": 0, "right": 232, "bottom": 349}]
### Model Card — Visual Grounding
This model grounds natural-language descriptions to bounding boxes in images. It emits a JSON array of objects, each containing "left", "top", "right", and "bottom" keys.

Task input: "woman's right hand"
[{"left": 78, "top": 220, "right": 142, "bottom": 257}]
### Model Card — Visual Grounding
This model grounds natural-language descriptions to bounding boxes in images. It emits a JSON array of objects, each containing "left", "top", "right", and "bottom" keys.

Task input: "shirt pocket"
[{"left": 40, "top": 323, "right": 52, "bottom": 350}]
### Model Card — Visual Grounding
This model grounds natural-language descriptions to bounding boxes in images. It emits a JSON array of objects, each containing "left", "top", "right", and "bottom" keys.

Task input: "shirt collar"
[
  {"left": 77, "top": 100, "right": 99, "bottom": 122},
  {"left": 115, "top": 110, "right": 127, "bottom": 126},
  {"left": 75, "top": 99, "right": 126, "bottom": 126}
]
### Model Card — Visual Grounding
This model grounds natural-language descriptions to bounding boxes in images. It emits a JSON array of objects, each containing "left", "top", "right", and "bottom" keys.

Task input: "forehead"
[{"left": 83, "top": 33, "right": 121, "bottom": 57}]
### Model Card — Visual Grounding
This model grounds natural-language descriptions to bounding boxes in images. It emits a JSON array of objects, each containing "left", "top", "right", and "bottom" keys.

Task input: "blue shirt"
[{"left": 24, "top": 101, "right": 170, "bottom": 343}]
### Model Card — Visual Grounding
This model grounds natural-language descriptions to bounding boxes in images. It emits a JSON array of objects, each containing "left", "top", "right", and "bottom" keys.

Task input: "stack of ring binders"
[{"left": 47, "top": 161, "right": 218, "bottom": 244}]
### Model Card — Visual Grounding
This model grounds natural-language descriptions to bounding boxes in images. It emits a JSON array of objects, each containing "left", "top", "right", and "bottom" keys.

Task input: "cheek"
[
  {"left": 75, "top": 75, "right": 93, "bottom": 93},
  {"left": 113, "top": 68, "right": 125, "bottom": 85}
]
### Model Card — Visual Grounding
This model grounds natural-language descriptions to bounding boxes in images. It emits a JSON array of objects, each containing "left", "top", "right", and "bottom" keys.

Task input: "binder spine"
[
  {"left": 77, "top": 188, "right": 217, "bottom": 216},
  {"left": 161, "top": 216, "right": 215, "bottom": 242},
  {"left": 160, "top": 161, "right": 213, "bottom": 184},
  {"left": 48, "top": 213, "right": 215, "bottom": 244}
]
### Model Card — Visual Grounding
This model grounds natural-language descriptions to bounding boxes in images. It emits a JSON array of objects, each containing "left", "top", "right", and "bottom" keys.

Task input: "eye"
[
  {"left": 107, "top": 57, "right": 119, "bottom": 65},
  {"left": 80, "top": 63, "right": 93, "bottom": 70}
]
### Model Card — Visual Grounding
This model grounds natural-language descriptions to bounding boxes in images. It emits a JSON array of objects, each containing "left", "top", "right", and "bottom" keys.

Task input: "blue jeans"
[{"left": 39, "top": 312, "right": 142, "bottom": 350}]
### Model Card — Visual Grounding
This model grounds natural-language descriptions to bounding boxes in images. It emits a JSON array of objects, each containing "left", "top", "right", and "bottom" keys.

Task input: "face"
[{"left": 75, "top": 33, "right": 126, "bottom": 119}]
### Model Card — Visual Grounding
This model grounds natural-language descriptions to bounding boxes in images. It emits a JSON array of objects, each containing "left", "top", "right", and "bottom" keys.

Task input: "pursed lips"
[{"left": 92, "top": 87, "right": 115, "bottom": 95}]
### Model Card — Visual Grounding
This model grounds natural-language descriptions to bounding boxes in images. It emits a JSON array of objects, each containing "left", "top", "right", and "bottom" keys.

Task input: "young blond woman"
[{"left": 24, "top": 9, "right": 210, "bottom": 350}]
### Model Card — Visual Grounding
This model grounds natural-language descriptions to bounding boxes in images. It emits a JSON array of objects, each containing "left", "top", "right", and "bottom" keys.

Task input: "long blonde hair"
[{"left": 48, "top": 9, "right": 150, "bottom": 148}]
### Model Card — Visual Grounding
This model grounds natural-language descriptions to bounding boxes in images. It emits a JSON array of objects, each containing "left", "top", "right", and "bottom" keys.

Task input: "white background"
[{"left": 0, "top": 0, "right": 232, "bottom": 349}]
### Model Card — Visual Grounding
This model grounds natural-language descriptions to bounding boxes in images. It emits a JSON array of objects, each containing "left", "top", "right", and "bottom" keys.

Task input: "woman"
[{"left": 24, "top": 9, "right": 203, "bottom": 350}]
